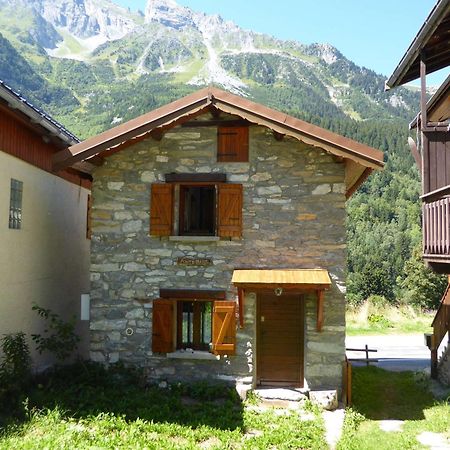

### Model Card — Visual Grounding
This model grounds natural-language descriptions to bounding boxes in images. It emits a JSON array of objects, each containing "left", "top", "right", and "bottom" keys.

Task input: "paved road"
[{"left": 346, "top": 334, "right": 430, "bottom": 372}]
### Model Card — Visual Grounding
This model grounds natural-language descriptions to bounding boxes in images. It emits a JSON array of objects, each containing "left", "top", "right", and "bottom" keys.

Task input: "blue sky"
[{"left": 115, "top": 0, "right": 447, "bottom": 85}]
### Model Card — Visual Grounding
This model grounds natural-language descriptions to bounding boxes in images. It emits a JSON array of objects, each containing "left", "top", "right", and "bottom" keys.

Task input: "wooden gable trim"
[{"left": 55, "top": 87, "right": 383, "bottom": 174}]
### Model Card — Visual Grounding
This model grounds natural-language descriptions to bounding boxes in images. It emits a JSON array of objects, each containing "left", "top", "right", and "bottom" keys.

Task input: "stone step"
[{"left": 253, "top": 388, "right": 308, "bottom": 402}]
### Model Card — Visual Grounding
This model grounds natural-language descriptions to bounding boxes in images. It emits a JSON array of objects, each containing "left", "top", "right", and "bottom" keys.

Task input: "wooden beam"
[
  {"left": 181, "top": 119, "right": 251, "bottom": 128},
  {"left": 86, "top": 155, "right": 104, "bottom": 167},
  {"left": 346, "top": 167, "right": 373, "bottom": 199},
  {"left": 420, "top": 53, "right": 428, "bottom": 130},
  {"left": 159, "top": 288, "right": 226, "bottom": 300},
  {"left": 150, "top": 128, "right": 164, "bottom": 141},
  {"left": 407, "top": 137, "right": 422, "bottom": 171},
  {"left": 232, "top": 283, "right": 330, "bottom": 291},
  {"left": 273, "top": 131, "right": 285, "bottom": 141},
  {"left": 164, "top": 173, "right": 227, "bottom": 183},
  {"left": 238, "top": 287, "right": 244, "bottom": 328},
  {"left": 316, "top": 289, "right": 324, "bottom": 332},
  {"left": 209, "top": 105, "right": 222, "bottom": 119}
]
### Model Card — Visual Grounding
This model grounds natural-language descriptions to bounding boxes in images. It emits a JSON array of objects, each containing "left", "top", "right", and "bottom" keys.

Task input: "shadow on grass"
[
  {"left": 351, "top": 365, "right": 437, "bottom": 421},
  {"left": 0, "top": 361, "right": 244, "bottom": 432}
]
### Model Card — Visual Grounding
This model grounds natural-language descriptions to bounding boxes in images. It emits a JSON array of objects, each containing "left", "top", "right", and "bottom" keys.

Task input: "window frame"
[
  {"left": 150, "top": 179, "right": 243, "bottom": 238},
  {"left": 176, "top": 299, "right": 213, "bottom": 351},
  {"left": 152, "top": 289, "right": 236, "bottom": 356},
  {"left": 9, "top": 178, "right": 23, "bottom": 230},
  {"left": 178, "top": 184, "right": 217, "bottom": 237}
]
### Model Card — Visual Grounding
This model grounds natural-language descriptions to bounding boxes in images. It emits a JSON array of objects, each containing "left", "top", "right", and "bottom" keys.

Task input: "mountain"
[
  {"left": 0, "top": 0, "right": 421, "bottom": 137},
  {"left": 0, "top": 0, "right": 434, "bottom": 305}
]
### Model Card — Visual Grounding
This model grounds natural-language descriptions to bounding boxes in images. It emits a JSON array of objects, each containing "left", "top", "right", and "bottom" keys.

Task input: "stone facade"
[{"left": 89, "top": 119, "right": 347, "bottom": 392}]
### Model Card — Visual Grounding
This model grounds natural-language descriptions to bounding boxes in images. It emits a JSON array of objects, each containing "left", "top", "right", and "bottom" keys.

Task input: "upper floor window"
[
  {"left": 180, "top": 185, "right": 216, "bottom": 236},
  {"left": 150, "top": 174, "right": 243, "bottom": 238},
  {"left": 9, "top": 179, "right": 23, "bottom": 229}
]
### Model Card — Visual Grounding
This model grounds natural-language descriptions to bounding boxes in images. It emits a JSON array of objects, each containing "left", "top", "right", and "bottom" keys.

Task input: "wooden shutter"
[
  {"left": 217, "top": 184, "right": 243, "bottom": 237},
  {"left": 150, "top": 184, "right": 173, "bottom": 236},
  {"left": 152, "top": 299, "right": 174, "bottom": 353},
  {"left": 217, "top": 126, "right": 249, "bottom": 162},
  {"left": 212, "top": 301, "right": 236, "bottom": 356}
]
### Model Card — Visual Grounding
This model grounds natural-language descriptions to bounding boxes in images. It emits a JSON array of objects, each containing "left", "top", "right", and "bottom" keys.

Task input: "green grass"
[
  {"left": 338, "top": 366, "right": 450, "bottom": 450},
  {"left": 346, "top": 300, "right": 434, "bottom": 336},
  {"left": 0, "top": 362, "right": 327, "bottom": 449}
]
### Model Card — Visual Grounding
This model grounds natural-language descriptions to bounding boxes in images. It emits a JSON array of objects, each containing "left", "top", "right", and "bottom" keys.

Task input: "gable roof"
[
  {"left": 386, "top": 0, "right": 450, "bottom": 89},
  {"left": 52, "top": 87, "right": 384, "bottom": 195},
  {"left": 0, "top": 79, "right": 79, "bottom": 147}
]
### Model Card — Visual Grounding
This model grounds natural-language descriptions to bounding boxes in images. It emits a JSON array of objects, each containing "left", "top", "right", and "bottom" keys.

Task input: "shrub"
[
  {"left": 0, "top": 332, "right": 31, "bottom": 417},
  {"left": 31, "top": 304, "right": 80, "bottom": 361}
]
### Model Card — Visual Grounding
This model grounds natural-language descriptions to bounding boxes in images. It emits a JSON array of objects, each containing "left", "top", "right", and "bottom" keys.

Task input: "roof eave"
[
  {"left": 53, "top": 87, "right": 384, "bottom": 173},
  {"left": 386, "top": 0, "right": 450, "bottom": 89},
  {"left": 0, "top": 81, "right": 79, "bottom": 146}
]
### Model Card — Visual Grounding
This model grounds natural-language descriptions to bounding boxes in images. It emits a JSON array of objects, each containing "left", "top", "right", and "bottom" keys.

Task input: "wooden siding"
[
  {"left": 0, "top": 106, "right": 90, "bottom": 188},
  {"left": 423, "top": 131, "right": 450, "bottom": 194}
]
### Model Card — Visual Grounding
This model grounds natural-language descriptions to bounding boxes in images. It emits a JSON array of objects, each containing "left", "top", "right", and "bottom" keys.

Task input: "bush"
[
  {"left": 31, "top": 304, "right": 80, "bottom": 361},
  {"left": 399, "top": 244, "right": 448, "bottom": 310},
  {"left": 0, "top": 332, "right": 31, "bottom": 417}
]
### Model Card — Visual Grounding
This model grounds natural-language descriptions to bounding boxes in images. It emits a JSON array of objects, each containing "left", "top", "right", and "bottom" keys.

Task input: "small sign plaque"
[{"left": 177, "top": 257, "right": 212, "bottom": 266}]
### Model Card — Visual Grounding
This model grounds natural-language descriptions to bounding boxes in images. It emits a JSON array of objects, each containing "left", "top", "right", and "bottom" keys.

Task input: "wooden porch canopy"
[{"left": 232, "top": 269, "right": 331, "bottom": 331}]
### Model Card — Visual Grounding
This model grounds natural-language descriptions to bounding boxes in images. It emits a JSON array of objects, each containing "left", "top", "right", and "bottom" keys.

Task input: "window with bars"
[
  {"left": 177, "top": 301, "right": 212, "bottom": 351},
  {"left": 9, "top": 179, "right": 23, "bottom": 229}
]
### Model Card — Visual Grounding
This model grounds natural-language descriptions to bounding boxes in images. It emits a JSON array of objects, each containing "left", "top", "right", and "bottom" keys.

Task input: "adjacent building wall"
[
  {"left": 89, "top": 122, "right": 347, "bottom": 391},
  {"left": 0, "top": 151, "right": 91, "bottom": 369}
]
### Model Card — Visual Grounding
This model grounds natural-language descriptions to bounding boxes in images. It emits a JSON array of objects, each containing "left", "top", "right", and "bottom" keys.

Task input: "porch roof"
[{"left": 231, "top": 269, "right": 331, "bottom": 290}]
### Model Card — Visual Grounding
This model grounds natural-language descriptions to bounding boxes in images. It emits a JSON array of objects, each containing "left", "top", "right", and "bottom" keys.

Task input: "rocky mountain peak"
[{"left": 144, "top": 0, "right": 195, "bottom": 29}]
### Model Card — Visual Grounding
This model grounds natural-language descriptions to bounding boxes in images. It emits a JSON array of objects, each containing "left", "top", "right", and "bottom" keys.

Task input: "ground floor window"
[
  {"left": 177, "top": 301, "right": 212, "bottom": 351},
  {"left": 152, "top": 290, "right": 236, "bottom": 356}
]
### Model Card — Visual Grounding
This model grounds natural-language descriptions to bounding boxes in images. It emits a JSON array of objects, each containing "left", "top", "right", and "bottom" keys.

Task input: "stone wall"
[{"left": 89, "top": 121, "right": 347, "bottom": 391}]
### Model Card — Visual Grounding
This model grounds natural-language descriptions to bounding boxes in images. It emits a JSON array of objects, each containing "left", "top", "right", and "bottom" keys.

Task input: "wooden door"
[{"left": 257, "top": 293, "right": 304, "bottom": 387}]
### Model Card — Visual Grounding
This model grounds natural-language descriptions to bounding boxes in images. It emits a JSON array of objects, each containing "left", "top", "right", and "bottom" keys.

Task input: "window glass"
[
  {"left": 9, "top": 179, "right": 23, "bottom": 229},
  {"left": 178, "top": 301, "right": 212, "bottom": 350},
  {"left": 180, "top": 185, "right": 216, "bottom": 236}
]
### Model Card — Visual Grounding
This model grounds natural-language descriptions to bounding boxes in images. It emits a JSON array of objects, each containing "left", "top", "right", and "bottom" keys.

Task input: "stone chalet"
[{"left": 53, "top": 87, "right": 384, "bottom": 396}]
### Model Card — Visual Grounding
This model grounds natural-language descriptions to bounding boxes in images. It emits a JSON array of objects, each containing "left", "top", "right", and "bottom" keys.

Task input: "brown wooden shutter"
[
  {"left": 86, "top": 194, "right": 92, "bottom": 239},
  {"left": 212, "top": 301, "right": 236, "bottom": 356},
  {"left": 150, "top": 183, "right": 173, "bottom": 236},
  {"left": 152, "top": 299, "right": 174, "bottom": 353},
  {"left": 217, "top": 126, "right": 249, "bottom": 162},
  {"left": 217, "top": 184, "right": 243, "bottom": 237}
]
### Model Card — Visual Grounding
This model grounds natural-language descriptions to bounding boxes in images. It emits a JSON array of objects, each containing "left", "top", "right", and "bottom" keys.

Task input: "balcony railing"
[{"left": 422, "top": 186, "right": 450, "bottom": 259}]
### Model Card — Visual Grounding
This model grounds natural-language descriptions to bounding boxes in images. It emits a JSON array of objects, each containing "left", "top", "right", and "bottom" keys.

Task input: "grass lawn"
[
  {"left": 0, "top": 362, "right": 327, "bottom": 449},
  {"left": 346, "top": 300, "right": 434, "bottom": 336},
  {"left": 338, "top": 366, "right": 450, "bottom": 450}
]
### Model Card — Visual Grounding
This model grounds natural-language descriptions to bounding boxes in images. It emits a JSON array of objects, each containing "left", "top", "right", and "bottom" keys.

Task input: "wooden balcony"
[{"left": 422, "top": 185, "right": 450, "bottom": 268}]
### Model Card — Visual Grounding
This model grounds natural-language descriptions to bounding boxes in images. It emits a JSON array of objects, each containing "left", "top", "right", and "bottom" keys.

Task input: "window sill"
[
  {"left": 166, "top": 350, "right": 219, "bottom": 361},
  {"left": 169, "top": 236, "right": 220, "bottom": 242}
]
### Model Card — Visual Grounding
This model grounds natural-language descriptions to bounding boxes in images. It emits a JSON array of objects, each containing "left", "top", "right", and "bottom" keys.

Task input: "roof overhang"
[
  {"left": 0, "top": 80, "right": 79, "bottom": 147},
  {"left": 386, "top": 0, "right": 450, "bottom": 89},
  {"left": 52, "top": 87, "right": 384, "bottom": 196}
]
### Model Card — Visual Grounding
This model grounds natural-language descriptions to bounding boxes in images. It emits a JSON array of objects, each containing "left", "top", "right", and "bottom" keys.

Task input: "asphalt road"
[{"left": 346, "top": 334, "right": 431, "bottom": 372}]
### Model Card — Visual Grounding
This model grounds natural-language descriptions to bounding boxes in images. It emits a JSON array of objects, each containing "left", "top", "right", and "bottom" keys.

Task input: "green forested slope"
[{"left": 0, "top": 28, "right": 444, "bottom": 308}]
